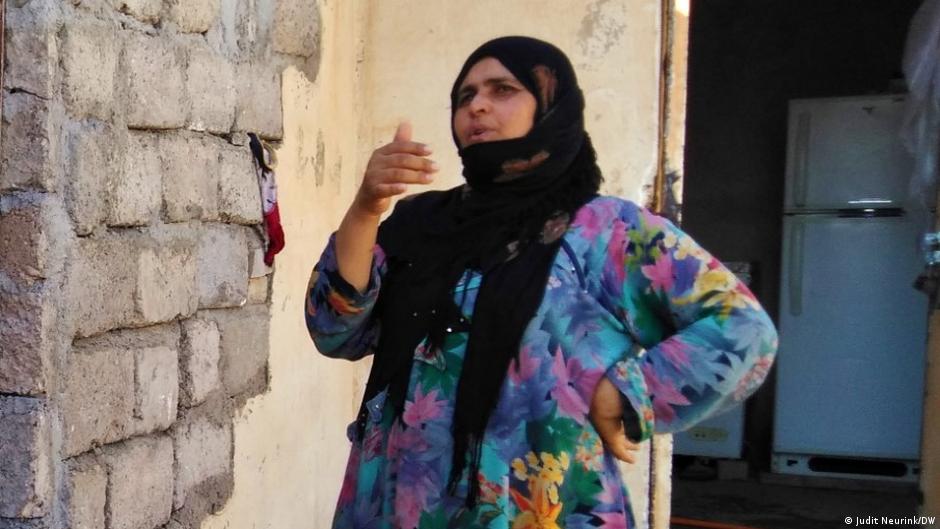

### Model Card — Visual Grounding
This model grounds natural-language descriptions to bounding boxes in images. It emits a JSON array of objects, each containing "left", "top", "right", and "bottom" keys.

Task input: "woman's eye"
[{"left": 496, "top": 84, "right": 516, "bottom": 94}]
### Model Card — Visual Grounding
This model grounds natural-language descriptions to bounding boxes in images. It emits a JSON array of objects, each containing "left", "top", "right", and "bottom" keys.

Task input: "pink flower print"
[
  {"left": 403, "top": 383, "right": 445, "bottom": 427},
  {"left": 550, "top": 347, "right": 590, "bottom": 424},
  {"left": 659, "top": 338, "right": 690, "bottom": 371},
  {"left": 641, "top": 363, "right": 691, "bottom": 425},
  {"left": 595, "top": 511, "right": 629, "bottom": 529},
  {"left": 388, "top": 421, "right": 428, "bottom": 459},
  {"left": 574, "top": 205, "right": 609, "bottom": 240},
  {"left": 393, "top": 485, "right": 425, "bottom": 529},
  {"left": 337, "top": 449, "right": 360, "bottom": 506},
  {"left": 641, "top": 253, "right": 674, "bottom": 292},
  {"left": 605, "top": 222, "right": 628, "bottom": 284},
  {"left": 510, "top": 346, "right": 541, "bottom": 385}
]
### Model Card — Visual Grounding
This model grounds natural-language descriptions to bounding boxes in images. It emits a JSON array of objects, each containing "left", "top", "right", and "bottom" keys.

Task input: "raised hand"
[{"left": 353, "top": 121, "right": 439, "bottom": 218}]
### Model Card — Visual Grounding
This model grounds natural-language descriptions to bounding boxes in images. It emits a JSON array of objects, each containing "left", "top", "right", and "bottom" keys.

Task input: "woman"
[{"left": 306, "top": 36, "right": 778, "bottom": 529}]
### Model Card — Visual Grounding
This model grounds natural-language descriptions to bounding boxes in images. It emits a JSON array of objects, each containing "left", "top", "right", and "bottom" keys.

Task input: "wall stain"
[{"left": 577, "top": 0, "right": 627, "bottom": 60}]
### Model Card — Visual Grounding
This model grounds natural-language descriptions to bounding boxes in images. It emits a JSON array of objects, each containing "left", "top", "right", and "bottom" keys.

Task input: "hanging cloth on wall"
[{"left": 248, "top": 133, "right": 285, "bottom": 266}]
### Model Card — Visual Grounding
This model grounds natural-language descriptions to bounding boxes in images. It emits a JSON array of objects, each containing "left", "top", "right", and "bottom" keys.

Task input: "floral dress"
[{"left": 305, "top": 196, "right": 778, "bottom": 529}]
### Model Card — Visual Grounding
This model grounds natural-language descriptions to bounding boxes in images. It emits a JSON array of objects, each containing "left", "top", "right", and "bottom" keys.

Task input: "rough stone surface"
[
  {"left": 110, "top": 0, "right": 162, "bottom": 24},
  {"left": 218, "top": 145, "right": 262, "bottom": 225},
  {"left": 135, "top": 235, "right": 198, "bottom": 323},
  {"left": 272, "top": 0, "right": 320, "bottom": 57},
  {"left": 247, "top": 276, "right": 269, "bottom": 304},
  {"left": 63, "top": 123, "right": 122, "bottom": 235},
  {"left": 123, "top": 31, "right": 187, "bottom": 129},
  {"left": 102, "top": 436, "right": 173, "bottom": 529},
  {"left": 185, "top": 39, "right": 235, "bottom": 134},
  {"left": 0, "top": 397, "right": 51, "bottom": 519},
  {"left": 1, "top": 92, "right": 57, "bottom": 192},
  {"left": 60, "top": 344, "right": 135, "bottom": 457},
  {"left": 64, "top": 456, "right": 106, "bottom": 529},
  {"left": 248, "top": 247, "right": 273, "bottom": 278},
  {"left": 234, "top": 62, "right": 283, "bottom": 140},
  {"left": 161, "top": 133, "right": 219, "bottom": 222},
  {"left": 0, "top": 283, "right": 51, "bottom": 396},
  {"left": 133, "top": 346, "right": 179, "bottom": 435},
  {"left": 60, "top": 18, "right": 119, "bottom": 120},
  {"left": 66, "top": 233, "right": 139, "bottom": 338},
  {"left": 180, "top": 318, "right": 221, "bottom": 407},
  {"left": 3, "top": 7, "right": 57, "bottom": 98},
  {"left": 109, "top": 131, "right": 161, "bottom": 227},
  {"left": 172, "top": 412, "right": 232, "bottom": 510},
  {"left": 166, "top": 0, "right": 221, "bottom": 33},
  {"left": 0, "top": 194, "right": 47, "bottom": 285},
  {"left": 199, "top": 305, "right": 269, "bottom": 397},
  {"left": 196, "top": 224, "right": 248, "bottom": 308}
]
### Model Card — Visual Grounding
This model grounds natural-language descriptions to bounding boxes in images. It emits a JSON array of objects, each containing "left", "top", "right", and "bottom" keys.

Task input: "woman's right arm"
[{"left": 305, "top": 122, "right": 438, "bottom": 360}]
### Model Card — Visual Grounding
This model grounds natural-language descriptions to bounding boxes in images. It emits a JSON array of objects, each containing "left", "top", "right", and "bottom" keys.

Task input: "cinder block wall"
[{"left": 0, "top": 0, "right": 319, "bottom": 527}]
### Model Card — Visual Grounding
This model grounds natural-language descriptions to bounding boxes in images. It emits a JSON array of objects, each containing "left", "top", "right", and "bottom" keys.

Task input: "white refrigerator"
[{"left": 772, "top": 93, "right": 929, "bottom": 481}]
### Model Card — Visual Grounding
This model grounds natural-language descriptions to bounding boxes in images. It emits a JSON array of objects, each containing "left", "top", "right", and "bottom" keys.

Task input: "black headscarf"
[{"left": 356, "top": 36, "right": 603, "bottom": 509}]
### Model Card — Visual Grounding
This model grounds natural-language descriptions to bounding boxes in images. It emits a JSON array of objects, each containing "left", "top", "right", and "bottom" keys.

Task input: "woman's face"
[{"left": 453, "top": 57, "right": 538, "bottom": 148}]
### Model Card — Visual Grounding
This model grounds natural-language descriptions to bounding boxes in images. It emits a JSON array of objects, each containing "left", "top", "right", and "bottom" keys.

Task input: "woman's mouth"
[{"left": 468, "top": 128, "right": 493, "bottom": 143}]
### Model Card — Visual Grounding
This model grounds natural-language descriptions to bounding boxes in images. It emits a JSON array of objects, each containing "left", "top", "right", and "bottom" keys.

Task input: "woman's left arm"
[{"left": 602, "top": 203, "right": 779, "bottom": 443}]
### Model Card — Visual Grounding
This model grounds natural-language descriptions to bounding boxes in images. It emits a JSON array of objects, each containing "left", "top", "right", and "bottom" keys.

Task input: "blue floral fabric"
[{"left": 305, "top": 195, "right": 778, "bottom": 529}]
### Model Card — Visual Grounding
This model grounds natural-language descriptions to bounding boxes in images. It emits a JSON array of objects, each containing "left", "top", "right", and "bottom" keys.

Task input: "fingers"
[
  {"left": 383, "top": 153, "right": 439, "bottom": 174},
  {"left": 372, "top": 182, "right": 408, "bottom": 197},
  {"left": 592, "top": 416, "right": 642, "bottom": 464},
  {"left": 376, "top": 168, "right": 434, "bottom": 185},
  {"left": 376, "top": 141, "right": 432, "bottom": 156},
  {"left": 393, "top": 120, "right": 412, "bottom": 143}
]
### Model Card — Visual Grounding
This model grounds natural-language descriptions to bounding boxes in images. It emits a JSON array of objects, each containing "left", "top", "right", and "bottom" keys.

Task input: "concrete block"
[
  {"left": 3, "top": 7, "right": 57, "bottom": 98},
  {"left": 102, "top": 436, "right": 173, "bottom": 529},
  {"left": 135, "top": 237, "right": 198, "bottom": 323},
  {"left": 172, "top": 413, "right": 232, "bottom": 509},
  {"left": 64, "top": 456, "right": 106, "bottom": 529},
  {"left": 0, "top": 194, "right": 48, "bottom": 284},
  {"left": 60, "top": 344, "right": 135, "bottom": 457},
  {"left": 248, "top": 247, "right": 273, "bottom": 278},
  {"left": 272, "top": 0, "right": 320, "bottom": 58},
  {"left": 234, "top": 62, "right": 283, "bottom": 140},
  {"left": 196, "top": 224, "right": 248, "bottom": 308},
  {"left": 184, "top": 40, "right": 235, "bottom": 134},
  {"left": 63, "top": 122, "right": 123, "bottom": 235},
  {"left": 0, "top": 284, "right": 51, "bottom": 395},
  {"left": 60, "top": 18, "right": 119, "bottom": 120},
  {"left": 0, "top": 397, "right": 51, "bottom": 518},
  {"left": 132, "top": 346, "right": 179, "bottom": 435},
  {"left": 199, "top": 305, "right": 269, "bottom": 396},
  {"left": 180, "top": 318, "right": 221, "bottom": 407},
  {"left": 110, "top": 0, "right": 161, "bottom": 24},
  {"left": 161, "top": 133, "right": 219, "bottom": 222},
  {"left": 247, "top": 276, "right": 269, "bottom": 304},
  {"left": 123, "top": 32, "right": 186, "bottom": 129},
  {"left": 1, "top": 92, "right": 57, "bottom": 192},
  {"left": 109, "top": 131, "right": 161, "bottom": 227},
  {"left": 166, "top": 0, "right": 220, "bottom": 33},
  {"left": 218, "top": 145, "right": 262, "bottom": 225},
  {"left": 67, "top": 233, "right": 139, "bottom": 338}
]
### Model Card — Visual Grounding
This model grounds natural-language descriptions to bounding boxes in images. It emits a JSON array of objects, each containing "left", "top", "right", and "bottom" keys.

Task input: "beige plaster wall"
[{"left": 203, "top": 1, "right": 665, "bottom": 528}]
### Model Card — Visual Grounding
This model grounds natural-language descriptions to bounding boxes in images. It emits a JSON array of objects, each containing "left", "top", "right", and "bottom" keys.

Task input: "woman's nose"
[{"left": 468, "top": 93, "right": 490, "bottom": 114}]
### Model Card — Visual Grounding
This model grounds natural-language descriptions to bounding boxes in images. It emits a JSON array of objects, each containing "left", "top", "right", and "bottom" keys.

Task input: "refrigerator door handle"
[
  {"left": 789, "top": 219, "right": 805, "bottom": 316},
  {"left": 793, "top": 112, "right": 811, "bottom": 208}
]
